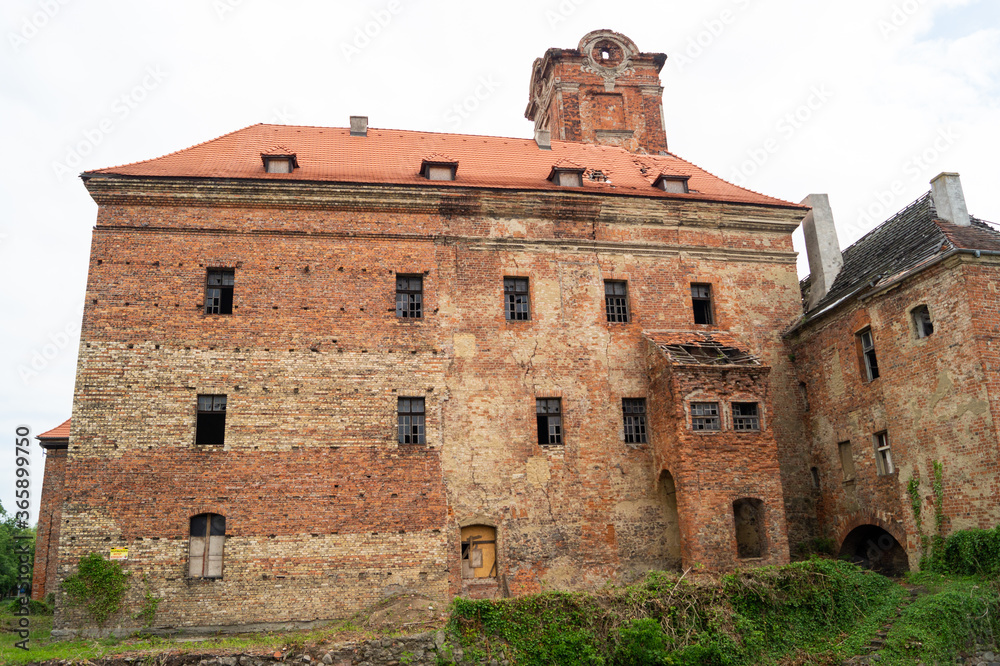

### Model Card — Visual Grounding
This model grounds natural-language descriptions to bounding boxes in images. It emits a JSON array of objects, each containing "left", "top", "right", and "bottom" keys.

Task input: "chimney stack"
[
  {"left": 534, "top": 129, "right": 551, "bottom": 150},
  {"left": 801, "top": 193, "right": 843, "bottom": 310},
  {"left": 930, "top": 172, "right": 970, "bottom": 227},
  {"left": 350, "top": 116, "right": 368, "bottom": 137}
]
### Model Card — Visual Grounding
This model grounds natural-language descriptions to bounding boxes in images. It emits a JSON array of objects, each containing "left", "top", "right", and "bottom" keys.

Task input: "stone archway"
[{"left": 838, "top": 524, "right": 909, "bottom": 576}]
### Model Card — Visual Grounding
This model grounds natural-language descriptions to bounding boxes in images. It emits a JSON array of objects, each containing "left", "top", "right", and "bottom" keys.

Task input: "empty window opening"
[
  {"left": 622, "top": 398, "right": 648, "bottom": 445},
  {"left": 733, "top": 498, "right": 766, "bottom": 559},
  {"left": 799, "top": 382, "right": 809, "bottom": 412},
  {"left": 658, "top": 470, "right": 683, "bottom": 570},
  {"left": 912, "top": 305, "right": 934, "bottom": 338},
  {"left": 205, "top": 269, "right": 234, "bottom": 315},
  {"left": 874, "top": 431, "right": 893, "bottom": 475},
  {"left": 838, "top": 441, "right": 856, "bottom": 482},
  {"left": 536, "top": 398, "right": 562, "bottom": 446},
  {"left": 690, "top": 402, "right": 720, "bottom": 431},
  {"left": 858, "top": 328, "right": 879, "bottom": 381},
  {"left": 691, "top": 284, "right": 714, "bottom": 325},
  {"left": 604, "top": 280, "right": 630, "bottom": 323},
  {"left": 395, "top": 275, "right": 423, "bottom": 319},
  {"left": 460, "top": 525, "right": 497, "bottom": 579},
  {"left": 189, "top": 513, "right": 225, "bottom": 578},
  {"left": 196, "top": 394, "right": 227, "bottom": 445},
  {"left": 810, "top": 466, "right": 821, "bottom": 489},
  {"left": 600, "top": 47, "right": 610, "bottom": 60},
  {"left": 504, "top": 277, "right": 530, "bottom": 321},
  {"left": 732, "top": 402, "right": 760, "bottom": 431},
  {"left": 398, "top": 397, "right": 426, "bottom": 445}
]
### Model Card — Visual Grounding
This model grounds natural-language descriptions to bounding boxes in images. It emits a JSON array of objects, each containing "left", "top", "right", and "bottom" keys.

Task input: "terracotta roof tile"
[
  {"left": 37, "top": 418, "right": 70, "bottom": 440},
  {"left": 84, "top": 124, "right": 801, "bottom": 208}
]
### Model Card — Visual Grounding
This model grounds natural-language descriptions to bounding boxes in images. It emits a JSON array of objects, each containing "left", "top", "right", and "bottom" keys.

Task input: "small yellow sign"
[{"left": 109, "top": 548, "right": 129, "bottom": 560}]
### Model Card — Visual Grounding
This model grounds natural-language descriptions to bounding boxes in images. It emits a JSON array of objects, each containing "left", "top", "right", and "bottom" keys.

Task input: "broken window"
[
  {"left": 857, "top": 328, "right": 879, "bottom": 381},
  {"left": 205, "top": 269, "right": 234, "bottom": 315},
  {"left": 195, "top": 394, "right": 227, "bottom": 445},
  {"left": 460, "top": 525, "right": 497, "bottom": 579},
  {"left": 874, "top": 431, "right": 893, "bottom": 475},
  {"left": 189, "top": 513, "right": 225, "bottom": 578},
  {"left": 732, "top": 402, "right": 760, "bottom": 431},
  {"left": 912, "top": 305, "right": 934, "bottom": 338},
  {"left": 690, "top": 402, "right": 720, "bottom": 431},
  {"left": 536, "top": 398, "right": 562, "bottom": 446},
  {"left": 838, "top": 441, "right": 856, "bottom": 482},
  {"left": 604, "top": 280, "right": 629, "bottom": 323},
  {"left": 622, "top": 398, "right": 648, "bottom": 444},
  {"left": 395, "top": 275, "right": 423, "bottom": 319},
  {"left": 691, "top": 284, "right": 713, "bottom": 325},
  {"left": 733, "top": 498, "right": 765, "bottom": 559},
  {"left": 810, "top": 467, "right": 821, "bottom": 489},
  {"left": 504, "top": 277, "right": 530, "bottom": 321},
  {"left": 398, "top": 397, "right": 425, "bottom": 445}
]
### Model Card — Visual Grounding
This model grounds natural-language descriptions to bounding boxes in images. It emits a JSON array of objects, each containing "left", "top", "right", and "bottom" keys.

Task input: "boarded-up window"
[
  {"left": 838, "top": 441, "right": 856, "bottom": 482},
  {"left": 733, "top": 498, "right": 765, "bottom": 559},
  {"left": 588, "top": 93, "right": 626, "bottom": 130},
  {"left": 189, "top": 513, "right": 225, "bottom": 578},
  {"left": 460, "top": 525, "right": 497, "bottom": 579}
]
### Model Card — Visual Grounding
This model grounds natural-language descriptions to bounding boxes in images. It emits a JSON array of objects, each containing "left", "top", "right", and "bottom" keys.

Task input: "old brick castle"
[{"left": 32, "top": 30, "right": 1000, "bottom": 632}]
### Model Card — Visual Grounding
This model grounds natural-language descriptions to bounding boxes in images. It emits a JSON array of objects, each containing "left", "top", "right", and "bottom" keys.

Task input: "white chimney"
[
  {"left": 930, "top": 172, "right": 970, "bottom": 227},
  {"left": 350, "top": 115, "right": 368, "bottom": 137},
  {"left": 534, "top": 129, "right": 551, "bottom": 150},
  {"left": 801, "top": 193, "right": 843, "bottom": 310}
]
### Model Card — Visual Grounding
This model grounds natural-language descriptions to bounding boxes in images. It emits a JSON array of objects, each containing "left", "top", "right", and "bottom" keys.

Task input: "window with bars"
[
  {"left": 398, "top": 397, "right": 426, "bottom": 445},
  {"left": 874, "top": 431, "right": 893, "bottom": 475},
  {"left": 622, "top": 398, "right": 648, "bottom": 444},
  {"left": 536, "top": 398, "right": 562, "bottom": 446},
  {"left": 504, "top": 277, "right": 530, "bottom": 321},
  {"left": 395, "top": 275, "right": 423, "bottom": 319},
  {"left": 691, "top": 283, "right": 713, "bottom": 325},
  {"left": 858, "top": 328, "right": 879, "bottom": 381},
  {"left": 732, "top": 402, "right": 760, "bottom": 431},
  {"left": 189, "top": 513, "right": 225, "bottom": 578},
  {"left": 690, "top": 402, "right": 720, "bottom": 431},
  {"left": 604, "top": 281, "right": 629, "bottom": 323},
  {"left": 205, "top": 269, "right": 234, "bottom": 315},
  {"left": 195, "top": 394, "right": 227, "bottom": 445}
]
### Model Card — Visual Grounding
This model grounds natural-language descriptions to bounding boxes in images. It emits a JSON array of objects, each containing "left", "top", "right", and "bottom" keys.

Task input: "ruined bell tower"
[{"left": 525, "top": 29, "right": 669, "bottom": 154}]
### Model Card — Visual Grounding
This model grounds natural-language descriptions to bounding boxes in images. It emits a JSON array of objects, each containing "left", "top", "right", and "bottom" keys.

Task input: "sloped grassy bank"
[{"left": 444, "top": 558, "right": 996, "bottom": 666}]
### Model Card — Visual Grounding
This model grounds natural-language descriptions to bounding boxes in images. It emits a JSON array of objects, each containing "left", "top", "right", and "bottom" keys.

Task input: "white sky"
[{"left": 1, "top": 0, "right": 998, "bottom": 524}]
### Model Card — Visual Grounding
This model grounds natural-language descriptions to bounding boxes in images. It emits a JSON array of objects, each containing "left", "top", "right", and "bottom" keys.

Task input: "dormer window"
[
  {"left": 549, "top": 167, "right": 584, "bottom": 188},
  {"left": 420, "top": 160, "right": 458, "bottom": 181},
  {"left": 654, "top": 174, "right": 690, "bottom": 193},
  {"left": 261, "top": 153, "right": 298, "bottom": 174}
]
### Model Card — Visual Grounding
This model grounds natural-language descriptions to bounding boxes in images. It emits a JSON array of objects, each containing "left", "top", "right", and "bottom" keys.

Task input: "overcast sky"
[{"left": 2, "top": 0, "right": 998, "bottom": 524}]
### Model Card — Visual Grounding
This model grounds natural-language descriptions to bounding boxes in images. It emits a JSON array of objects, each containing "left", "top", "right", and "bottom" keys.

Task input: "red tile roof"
[
  {"left": 37, "top": 418, "right": 70, "bottom": 440},
  {"left": 84, "top": 124, "right": 801, "bottom": 208}
]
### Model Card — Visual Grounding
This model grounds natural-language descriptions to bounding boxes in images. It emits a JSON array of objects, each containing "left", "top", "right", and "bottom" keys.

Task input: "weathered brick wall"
[
  {"left": 790, "top": 255, "right": 1000, "bottom": 565},
  {"left": 32, "top": 447, "right": 67, "bottom": 600},
  {"left": 57, "top": 183, "right": 809, "bottom": 629}
]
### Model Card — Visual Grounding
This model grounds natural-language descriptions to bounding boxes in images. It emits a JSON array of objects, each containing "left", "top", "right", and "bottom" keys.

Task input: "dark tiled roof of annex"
[
  {"left": 81, "top": 124, "right": 803, "bottom": 209},
  {"left": 800, "top": 192, "right": 1000, "bottom": 315}
]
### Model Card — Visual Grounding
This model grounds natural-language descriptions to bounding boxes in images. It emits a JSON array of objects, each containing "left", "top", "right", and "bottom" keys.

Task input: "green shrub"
[
  {"left": 6, "top": 596, "right": 53, "bottom": 615},
  {"left": 61, "top": 553, "right": 131, "bottom": 628},
  {"left": 933, "top": 526, "right": 1000, "bottom": 576}
]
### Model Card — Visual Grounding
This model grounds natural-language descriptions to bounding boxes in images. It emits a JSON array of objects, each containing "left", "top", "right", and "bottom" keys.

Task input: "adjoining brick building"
[{"left": 31, "top": 29, "right": 998, "bottom": 632}]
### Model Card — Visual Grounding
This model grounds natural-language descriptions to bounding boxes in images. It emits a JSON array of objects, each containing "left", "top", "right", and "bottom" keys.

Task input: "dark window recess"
[
  {"left": 733, "top": 498, "right": 765, "bottom": 559},
  {"left": 196, "top": 395, "right": 227, "bottom": 445},
  {"left": 396, "top": 275, "right": 423, "bottom": 319},
  {"left": 189, "top": 513, "right": 225, "bottom": 578},
  {"left": 732, "top": 402, "right": 760, "bottom": 431},
  {"left": 838, "top": 441, "right": 856, "bottom": 482},
  {"left": 913, "top": 305, "right": 934, "bottom": 338},
  {"left": 536, "top": 398, "right": 562, "bottom": 446},
  {"left": 504, "top": 277, "right": 530, "bottom": 321},
  {"left": 810, "top": 467, "right": 821, "bottom": 489},
  {"left": 622, "top": 398, "right": 648, "bottom": 444},
  {"left": 690, "top": 402, "right": 720, "bottom": 431},
  {"left": 859, "top": 328, "right": 879, "bottom": 381},
  {"left": 398, "top": 397, "right": 426, "bottom": 445},
  {"left": 604, "top": 281, "right": 629, "bottom": 323},
  {"left": 205, "top": 269, "right": 234, "bottom": 315},
  {"left": 691, "top": 284, "right": 713, "bottom": 325}
]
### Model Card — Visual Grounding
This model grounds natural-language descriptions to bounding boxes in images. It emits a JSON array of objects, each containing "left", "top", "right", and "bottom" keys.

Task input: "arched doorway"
[
  {"left": 658, "top": 470, "right": 682, "bottom": 570},
  {"left": 838, "top": 524, "right": 909, "bottom": 576}
]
